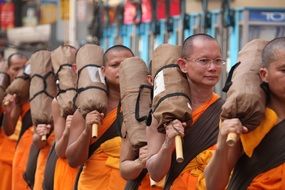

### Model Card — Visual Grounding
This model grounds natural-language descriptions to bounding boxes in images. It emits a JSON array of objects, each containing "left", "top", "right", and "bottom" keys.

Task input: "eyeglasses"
[{"left": 185, "top": 57, "right": 226, "bottom": 67}]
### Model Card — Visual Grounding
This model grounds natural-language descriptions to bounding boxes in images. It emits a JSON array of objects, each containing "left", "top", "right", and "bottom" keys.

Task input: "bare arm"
[
  {"left": 52, "top": 99, "right": 71, "bottom": 158},
  {"left": 205, "top": 119, "right": 246, "bottom": 190},
  {"left": 146, "top": 118, "right": 185, "bottom": 182},
  {"left": 120, "top": 137, "right": 147, "bottom": 180},
  {"left": 2, "top": 94, "right": 21, "bottom": 136},
  {"left": 65, "top": 109, "right": 102, "bottom": 167}
]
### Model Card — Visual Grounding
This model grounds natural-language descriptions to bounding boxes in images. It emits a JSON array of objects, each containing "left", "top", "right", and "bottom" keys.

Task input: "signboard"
[{"left": 249, "top": 8, "right": 285, "bottom": 22}]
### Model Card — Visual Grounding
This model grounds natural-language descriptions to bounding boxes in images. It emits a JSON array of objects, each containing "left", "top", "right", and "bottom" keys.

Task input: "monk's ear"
[
  {"left": 146, "top": 75, "right": 153, "bottom": 86},
  {"left": 101, "top": 65, "right": 106, "bottom": 75},
  {"left": 177, "top": 58, "right": 187, "bottom": 74},
  {"left": 259, "top": 67, "right": 269, "bottom": 83}
]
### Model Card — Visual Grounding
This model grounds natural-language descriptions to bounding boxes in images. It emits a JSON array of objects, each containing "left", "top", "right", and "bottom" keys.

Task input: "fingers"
[
  {"left": 165, "top": 120, "right": 185, "bottom": 138},
  {"left": 221, "top": 119, "right": 246, "bottom": 137},
  {"left": 36, "top": 124, "right": 52, "bottom": 136},
  {"left": 86, "top": 111, "right": 104, "bottom": 127}
]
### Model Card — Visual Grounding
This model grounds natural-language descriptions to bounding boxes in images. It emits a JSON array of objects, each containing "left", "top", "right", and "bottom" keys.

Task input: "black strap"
[
  {"left": 30, "top": 71, "right": 55, "bottom": 101},
  {"left": 88, "top": 112, "right": 122, "bottom": 157},
  {"left": 43, "top": 143, "right": 58, "bottom": 190},
  {"left": 74, "top": 111, "right": 123, "bottom": 190},
  {"left": 135, "top": 84, "right": 153, "bottom": 122},
  {"left": 0, "top": 112, "right": 3, "bottom": 127},
  {"left": 228, "top": 119, "right": 285, "bottom": 190},
  {"left": 164, "top": 98, "right": 224, "bottom": 190},
  {"left": 23, "top": 143, "right": 41, "bottom": 189},
  {"left": 17, "top": 109, "right": 33, "bottom": 145},
  {"left": 153, "top": 64, "right": 182, "bottom": 80},
  {"left": 15, "top": 73, "right": 30, "bottom": 81},
  {"left": 222, "top": 62, "right": 241, "bottom": 92},
  {"left": 124, "top": 169, "right": 148, "bottom": 190},
  {"left": 77, "top": 64, "right": 101, "bottom": 80},
  {"left": 153, "top": 92, "right": 191, "bottom": 115},
  {"left": 55, "top": 64, "right": 77, "bottom": 98}
]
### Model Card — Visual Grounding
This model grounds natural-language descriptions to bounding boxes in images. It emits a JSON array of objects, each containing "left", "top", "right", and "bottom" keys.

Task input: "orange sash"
[
  {"left": 170, "top": 93, "right": 219, "bottom": 190},
  {"left": 78, "top": 108, "right": 127, "bottom": 190},
  {"left": 12, "top": 128, "right": 33, "bottom": 190},
  {"left": 33, "top": 133, "right": 55, "bottom": 190},
  {"left": 53, "top": 158, "right": 78, "bottom": 190}
]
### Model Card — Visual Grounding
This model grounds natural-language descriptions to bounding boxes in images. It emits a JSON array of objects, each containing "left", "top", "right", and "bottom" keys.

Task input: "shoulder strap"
[
  {"left": 164, "top": 98, "right": 224, "bottom": 190},
  {"left": 43, "top": 143, "right": 58, "bottom": 190},
  {"left": 17, "top": 110, "right": 33, "bottom": 144},
  {"left": 88, "top": 111, "right": 122, "bottom": 158},
  {"left": 124, "top": 169, "right": 148, "bottom": 190},
  {"left": 228, "top": 119, "right": 285, "bottom": 190},
  {"left": 23, "top": 143, "right": 41, "bottom": 189},
  {"left": 74, "top": 111, "right": 123, "bottom": 190}
]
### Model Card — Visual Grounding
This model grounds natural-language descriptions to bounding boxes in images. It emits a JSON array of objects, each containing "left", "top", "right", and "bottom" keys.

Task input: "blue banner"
[{"left": 249, "top": 8, "right": 285, "bottom": 22}]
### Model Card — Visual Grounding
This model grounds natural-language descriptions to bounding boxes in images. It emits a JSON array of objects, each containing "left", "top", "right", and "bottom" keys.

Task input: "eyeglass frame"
[{"left": 183, "top": 57, "right": 226, "bottom": 67}]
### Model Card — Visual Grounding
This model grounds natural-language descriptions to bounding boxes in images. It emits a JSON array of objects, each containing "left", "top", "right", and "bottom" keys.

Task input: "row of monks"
[{"left": 0, "top": 34, "right": 285, "bottom": 190}]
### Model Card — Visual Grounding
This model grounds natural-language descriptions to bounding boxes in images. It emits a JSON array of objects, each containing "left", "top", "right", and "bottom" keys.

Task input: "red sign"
[{"left": 0, "top": 2, "right": 15, "bottom": 31}]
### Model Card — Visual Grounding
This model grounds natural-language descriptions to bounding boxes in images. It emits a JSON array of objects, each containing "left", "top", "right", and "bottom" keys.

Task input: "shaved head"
[
  {"left": 262, "top": 37, "right": 285, "bottom": 68},
  {"left": 182, "top": 33, "right": 218, "bottom": 58},
  {"left": 103, "top": 45, "right": 134, "bottom": 65}
]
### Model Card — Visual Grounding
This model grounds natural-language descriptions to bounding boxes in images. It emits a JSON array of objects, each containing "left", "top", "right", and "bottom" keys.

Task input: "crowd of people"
[{"left": 0, "top": 34, "right": 284, "bottom": 190}]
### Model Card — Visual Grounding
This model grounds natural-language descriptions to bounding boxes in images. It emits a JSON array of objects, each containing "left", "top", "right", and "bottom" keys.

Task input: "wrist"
[
  {"left": 162, "top": 138, "right": 175, "bottom": 152},
  {"left": 135, "top": 158, "right": 146, "bottom": 169}
]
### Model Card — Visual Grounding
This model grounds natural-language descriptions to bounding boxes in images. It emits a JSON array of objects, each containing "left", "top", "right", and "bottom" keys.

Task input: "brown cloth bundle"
[
  {"left": 75, "top": 44, "right": 107, "bottom": 137},
  {"left": 0, "top": 63, "right": 10, "bottom": 103},
  {"left": 29, "top": 50, "right": 56, "bottom": 125},
  {"left": 6, "top": 63, "right": 31, "bottom": 105},
  {"left": 51, "top": 45, "right": 77, "bottom": 117},
  {"left": 221, "top": 39, "right": 268, "bottom": 131},
  {"left": 119, "top": 57, "right": 152, "bottom": 149},
  {"left": 151, "top": 44, "right": 192, "bottom": 132}
]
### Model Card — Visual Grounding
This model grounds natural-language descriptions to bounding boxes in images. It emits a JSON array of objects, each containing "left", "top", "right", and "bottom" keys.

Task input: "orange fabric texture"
[
  {"left": 33, "top": 133, "right": 55, "bottom": 190},
  {"left": 138, "top": 174, "right": 165, "bottom": 190},
  {"left": 0, "top": 135, "right": 16, "bottom": 190},
  {"left": 170, "top": 93, "right": 219, "bottom": 190},
  {"left": 53, "top": 157, "right": 78, "bottom": 190},
  {"left": 78, "top": 108, "right": 127, "bottom": 190},
  {"left": 243, "top": 108, "right": 285, "bottom": 189},
  {"left": 240, "top": 108, "right": 278, "bottom": 157},
  {"left": 248, "top": 163, "right": 285, "bottom": 190},
  {"left": 12, "top": 128, "right": 33, "bottom": 190}
]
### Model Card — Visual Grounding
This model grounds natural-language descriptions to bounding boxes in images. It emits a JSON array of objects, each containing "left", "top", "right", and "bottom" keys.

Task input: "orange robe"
[
  {"left": 53, "top": 157, "right": 78, "bottom": 190},
  {"left": 33, "top": 133, "right": 55, "bottom": 190},
  {"left": 12, "top": 128, "right": 33, "bottom": 190},
  {"left": 12, "top": 103, "right": 33, "bottom": 190},
  {"left": 169, "top": 93, "right": 219, "bottom": 190},
  {"left": 78, "top": 108, "right": 126, "bottom": 190},
  {"left": 0, "top": 116, "right": 22, "bottom": 190},
  {"left": 238, "top": 108, "right": 285, "bottom": 189}
]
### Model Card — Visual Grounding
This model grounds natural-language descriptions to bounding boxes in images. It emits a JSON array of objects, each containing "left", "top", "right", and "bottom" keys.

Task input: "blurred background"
[{"left": 0, "top": 0, "right": 284, "bottom": 94}]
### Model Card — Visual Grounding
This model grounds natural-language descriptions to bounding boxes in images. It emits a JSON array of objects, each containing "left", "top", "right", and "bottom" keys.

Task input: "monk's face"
[
  {"left": 260, "top": 49, "right": 285, "bottom": 102},
  {"left": 102, "top": 49, "right": 133, "bottom": 88},
  {"left": 178, "top": 39, "right": 223, "bottom": 88},
  {"left": 7, "top": 55, "right": 27, "bottom": 81}
]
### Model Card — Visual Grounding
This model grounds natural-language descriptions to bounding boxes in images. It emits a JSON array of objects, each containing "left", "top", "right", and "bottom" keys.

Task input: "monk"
[
  {"left": 66, "top": 45, "right": 134, "bottom": 190},
  {"left": 40, "top": 46, "right": 78, "bottom": 190},
  {"left": 0, "top": 53, "right": 28, "bottom": 190},
  {"left": 119, "top": 62, "right": 163, "bottom": 190},
  {"left": 205, "top": 37, "right": 285, "bottom": 190},
  {"left": 146, "top": 34, "right": 225, "bottom": 189},
  {"left": 32, "top": 123, "right": 55, "bottom": 190}
]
